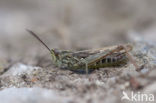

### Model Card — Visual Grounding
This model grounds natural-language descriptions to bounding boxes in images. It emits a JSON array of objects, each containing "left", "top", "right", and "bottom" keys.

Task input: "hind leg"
[{"left": 119, "top": 45, "right": 141, "bottom": 71}]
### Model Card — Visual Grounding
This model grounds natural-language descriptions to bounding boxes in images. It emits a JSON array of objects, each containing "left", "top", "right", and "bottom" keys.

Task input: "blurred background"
[
  {"left": 0, "top": 0, "right": 156, "bottom": 53},
  {"left": 0, "top": 0, "right": 156, "bottom": 69},
  {"left": 0, "top": 0, "right": 156, "bottom": 66},
  {"left": 0, "top": 0, "right": 156, "bottom": 103}
]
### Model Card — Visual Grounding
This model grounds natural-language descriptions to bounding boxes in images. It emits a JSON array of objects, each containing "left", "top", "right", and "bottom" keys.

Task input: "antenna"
[{"left": 26, "top": 29, "right": 51, "bottom": 53}]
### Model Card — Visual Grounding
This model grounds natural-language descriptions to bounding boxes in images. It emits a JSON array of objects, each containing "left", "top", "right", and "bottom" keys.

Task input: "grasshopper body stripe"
[
  {"left": 89, "top": 52, "right": 127, "bottom": 69},
  {"left": 27, "top": 30, "right": 140, "bottom": 74}
]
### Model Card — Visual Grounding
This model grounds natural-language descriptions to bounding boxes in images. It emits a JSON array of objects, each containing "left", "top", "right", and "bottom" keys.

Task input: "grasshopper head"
[
  {"left": 50, "top": 49, "right": 72, "bottom": 66},
  {"left": 51, "top": 49, "right": 58, "bottom": 64}
]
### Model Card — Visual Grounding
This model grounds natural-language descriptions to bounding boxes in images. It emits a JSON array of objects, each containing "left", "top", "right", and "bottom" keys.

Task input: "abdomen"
[{"left": 89, "top": 53, "right": 128, "bottom": 69}]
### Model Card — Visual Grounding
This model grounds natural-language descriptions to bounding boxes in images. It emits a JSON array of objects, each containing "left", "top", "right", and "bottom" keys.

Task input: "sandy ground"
[{"left": 0, "top": 0, "right": 156, "bottom": 103}]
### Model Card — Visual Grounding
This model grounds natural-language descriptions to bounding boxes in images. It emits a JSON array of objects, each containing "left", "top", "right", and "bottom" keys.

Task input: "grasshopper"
[{"left": 27, "top": 29, "right": 139, "bottom": 74}]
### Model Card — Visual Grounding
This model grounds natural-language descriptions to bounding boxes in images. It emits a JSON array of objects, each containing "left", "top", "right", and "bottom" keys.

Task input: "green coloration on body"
[
  {"left": 27, "top": 29, "right": 132, "bottom": 74},
  {"left": 50, "top": 48, "right": 128, "bottom": 73}
]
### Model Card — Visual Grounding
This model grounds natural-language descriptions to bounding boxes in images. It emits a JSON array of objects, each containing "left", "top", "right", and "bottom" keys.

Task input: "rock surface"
[
  {"left": 0, "top": 0, "right": 156, "bottom": 103},
  {"left": 0, "top": 33, "right": 156, "bottom": 103},
  {"left": 0, "top": 88, "right": 71, "bottom": 103}
]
